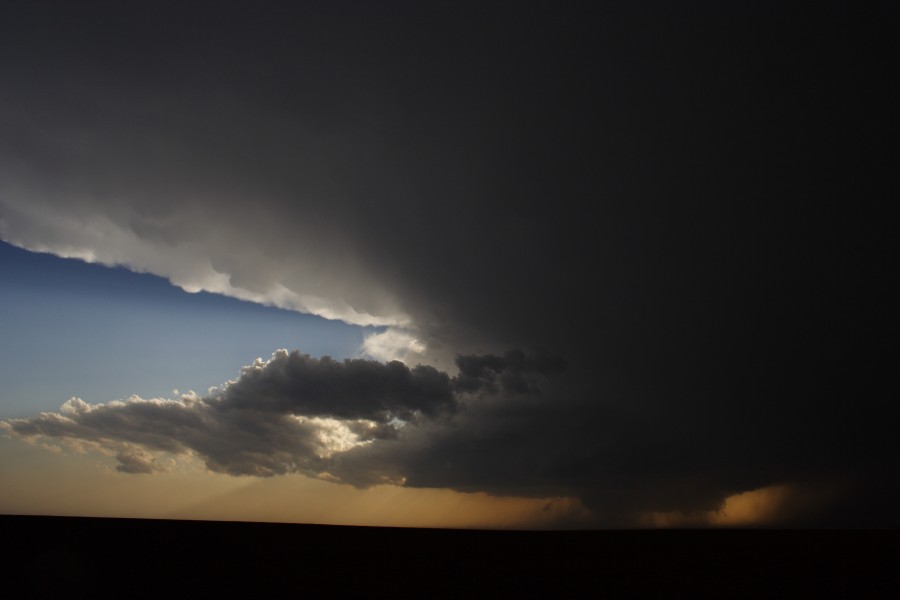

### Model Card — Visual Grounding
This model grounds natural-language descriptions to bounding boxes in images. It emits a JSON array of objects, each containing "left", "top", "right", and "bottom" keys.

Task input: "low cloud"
[
  {"left": 454, "top": 349, "right": 567, "bottom": 394},
  {"left": 215, "top": 350, "right": 454, "bottom": 421},
  {"left": 3, "top": 349, "right": 562, "bottom": 483},
  {"left": 4, "top": 343, "right": 897, "bottom": 527},
  {"left": 7, "top": 345, "right": 895, "bottom": 527}
]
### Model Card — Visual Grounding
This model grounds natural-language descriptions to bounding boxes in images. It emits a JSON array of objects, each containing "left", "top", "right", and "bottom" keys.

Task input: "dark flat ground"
[{"left": 2, "top": 515, "right": 897, "bottom": 598}]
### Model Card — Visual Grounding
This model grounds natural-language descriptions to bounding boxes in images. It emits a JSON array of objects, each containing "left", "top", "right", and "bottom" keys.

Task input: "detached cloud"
[{"left": 361, "top": 328, "right": 427, "bottom": 364}]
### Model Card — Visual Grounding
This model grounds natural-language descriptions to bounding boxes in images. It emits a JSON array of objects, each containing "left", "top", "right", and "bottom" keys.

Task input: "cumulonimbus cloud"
[{"left": 0, "top": 3, "right": 895, "bottom": 527}]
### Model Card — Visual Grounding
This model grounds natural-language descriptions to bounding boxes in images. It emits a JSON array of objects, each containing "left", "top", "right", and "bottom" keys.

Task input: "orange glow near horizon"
[
  {"left": 0, "top": 436, "right": 591, "bottom": 529},
  {"left": 3, "top": 436, "right": 842, "bottom": 529},
  {"left": 639, "top": 482, "right": 837, "bottom": 528}
]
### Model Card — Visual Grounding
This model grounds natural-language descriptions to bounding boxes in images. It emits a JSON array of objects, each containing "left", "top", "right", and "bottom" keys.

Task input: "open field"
[{"left": 3, "top": 515, "right": 897, "bottom": 597}]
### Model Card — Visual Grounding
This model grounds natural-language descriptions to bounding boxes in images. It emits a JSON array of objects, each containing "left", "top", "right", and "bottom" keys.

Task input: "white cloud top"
[{"left": 0, "top": 197, "right": 409, "bottom": 327}]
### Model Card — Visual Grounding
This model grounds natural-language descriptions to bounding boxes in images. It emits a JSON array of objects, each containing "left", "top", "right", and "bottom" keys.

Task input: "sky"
[
  {"left": 0, "top": 240, "right": 381, "bottom": 417},
  {"left": 0, "top": 1, "right": 896, "bottom": 528}
]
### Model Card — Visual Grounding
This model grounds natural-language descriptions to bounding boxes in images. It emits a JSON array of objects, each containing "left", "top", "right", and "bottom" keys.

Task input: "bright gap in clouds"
[{"left": 0, "top": 241, "right": 382, "bottom": 418}]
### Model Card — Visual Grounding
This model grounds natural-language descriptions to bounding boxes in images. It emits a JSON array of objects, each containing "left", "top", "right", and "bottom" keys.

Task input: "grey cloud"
[
  {"left": 454, "top": 349, "right": 568, "bottom": 395},
  {"left": 4, "top": 400, "right": 329, "bottom": 479},
  {"left": 115, "top": 449, "right": 159, "bottom": 475},
  {"left": 4, "top": 350, "right": 564, "bottom": 481},
  {"left": 6, "top": 395, "right": 326, "bottom": 477},
  {"left": 217, "top": 351, "right": 455, "bottom": 421}
]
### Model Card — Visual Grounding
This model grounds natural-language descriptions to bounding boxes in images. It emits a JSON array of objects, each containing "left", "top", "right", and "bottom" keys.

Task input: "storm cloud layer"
[{"left": 0, "top": 2, "right": 896, "bottom": 526}]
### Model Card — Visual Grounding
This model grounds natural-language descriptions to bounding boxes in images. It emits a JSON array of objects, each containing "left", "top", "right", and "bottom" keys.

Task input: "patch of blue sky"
[{"left": 0, "top": 241, "right": 382, "bottom": 418}]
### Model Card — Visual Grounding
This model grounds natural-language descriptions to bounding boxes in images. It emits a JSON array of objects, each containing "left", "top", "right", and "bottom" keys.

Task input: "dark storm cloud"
[
  {"left": 0, "top": 2, "right": 896, "bottom": 525},
  {"left": 218, "top": 351, "right": 455, "bottom": 421},
  {"left": 3, "top": 350, "right": 562, "bottom": 479},
  {"left": 453, "top": 349, "right": 567, "bottom": 394}
]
